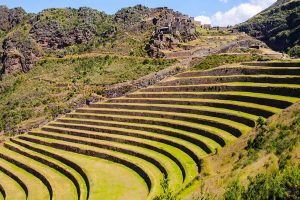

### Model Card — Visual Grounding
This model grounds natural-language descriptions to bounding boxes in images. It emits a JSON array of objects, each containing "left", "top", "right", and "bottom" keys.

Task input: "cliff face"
[{"left": 237, "top": 0, "right": 300, "bottom": 52}]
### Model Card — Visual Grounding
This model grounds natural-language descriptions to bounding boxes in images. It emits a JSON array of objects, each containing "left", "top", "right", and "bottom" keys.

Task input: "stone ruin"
[{"left": 145, "top": 8, "right": 198, "bottom": 58}]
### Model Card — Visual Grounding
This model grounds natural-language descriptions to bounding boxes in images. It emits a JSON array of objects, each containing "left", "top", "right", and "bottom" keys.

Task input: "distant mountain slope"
[
  {"left": 237, "top": 0, "right": 300, "bottom": 53},
  {"left": 0, "top": 5, "right": 198, "bottom": 76}
]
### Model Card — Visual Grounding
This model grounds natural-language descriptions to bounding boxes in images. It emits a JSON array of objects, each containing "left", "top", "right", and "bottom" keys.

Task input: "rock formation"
[
  {"left": 0, "top": 6, "right": 27, "bottom": 32},
  {"left": 145, "top": 8, "right": 197, "bottom": 57},
  {"left": 0, "top": 5, "right": 199, "bottom": 75},
  {"left": 114, "top": 5, "right": 198, "bottom": 58},
  {"left": 1, "top": 33, "right": 41, "bottom": 76}
]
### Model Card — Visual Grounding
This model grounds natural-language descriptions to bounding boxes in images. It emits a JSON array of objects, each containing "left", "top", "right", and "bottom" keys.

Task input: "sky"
[{"left": 0, "top": 0, "right": 277, "bottom": 26}]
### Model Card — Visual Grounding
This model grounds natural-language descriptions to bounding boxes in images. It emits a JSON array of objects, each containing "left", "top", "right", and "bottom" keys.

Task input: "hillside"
[
  {"left": 0, "top": 55, "right": 176, "bottom": 136},
  {"left": 187, "top": 83, "right": 300, "bottom": 199},
  {"left": 0, "top": 4, "right": 269, "bottom": 137},
  {"left": 0, "top": 60, "right": 299, "bottom": 200},
  {"left": 0, "top": 5, "right": 200, "bottom": 77},
  {"left": 1, "top": 3, "right": 300, "bottom": 200},
  {"left": 237, "top": 0, "right": 300, "bottom": 55}
]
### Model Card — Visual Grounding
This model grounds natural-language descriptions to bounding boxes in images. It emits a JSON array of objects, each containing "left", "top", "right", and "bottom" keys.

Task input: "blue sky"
[{"left": 0, "top": 0, "right": 276, "bottom": 26}]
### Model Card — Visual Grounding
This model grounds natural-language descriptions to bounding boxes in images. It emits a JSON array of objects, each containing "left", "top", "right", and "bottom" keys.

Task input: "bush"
[
  {"left": 153, "top": 178, "right": 177, "bottom": 200},
  {"left": 224, "top": 180, "right": 245, "bottom": 200},
  {"left": 224, "top": 164, "right": 300, "bottom": 200},
  {"left": 247, "top": 117, "right": 267, "bottom": 150},
  {"left": 143, "top": 58, "right": 150, "bottom": 65},
  {"left": 288, "top": 46, "right": 300, "bottom": 58}
]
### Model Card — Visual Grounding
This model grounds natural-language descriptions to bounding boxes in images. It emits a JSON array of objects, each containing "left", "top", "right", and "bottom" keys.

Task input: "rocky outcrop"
[
  {"left": 28, "top": 7, "right": 110, "bottom": 50},
  {"left": 114, "top": 4, "right": 151, "bottom": 29},
  {"left": 115, "top": 5, "right": 198, "bottom": 58},
  {"left": 1, "top": 34, "right": 41, "bottom": 76},
  {"left": 145, "top": 8, "right": 197, "bottom": 58},
  {"left": 30, "top": 21, "right": 96, "bottom": 49},
  {"left": 0, "top": 5, "right": 199, "bottom": 76},
  {"left": 0, "top": 6, "right": 27, "bottom": 32}
]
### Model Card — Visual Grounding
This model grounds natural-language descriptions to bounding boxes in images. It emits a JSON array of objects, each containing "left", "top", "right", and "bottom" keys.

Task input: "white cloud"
[
  {"left": 195, "top": 0, "right": 276, "bottom": 26},
  {"left": 195, "top": 15, "right": 212, "bottom": 24}
]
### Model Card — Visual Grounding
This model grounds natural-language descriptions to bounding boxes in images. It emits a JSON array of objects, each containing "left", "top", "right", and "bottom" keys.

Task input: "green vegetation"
[
  {"left": 0, "top": 55, "right": 176, "bottom": 134},
  {"left": 224, "top": 164, "right": 300, "bottom": 200},
  {"left": 1, "top": 60, "right": 300, "bottom": 199},
  {"left": 154, "top": 178, "right": 177, "bottom": 200},
  {"left": 195, "top": 27, "right": 229, "bottom": 36},
  {"left": 192, "top": 54, "right": 264, "bottom": 70},
  {"left": 246, "top": 109, "right": 300, "bottom": 170},
  {"left": 288, "top": 46, "right": 300, "bottom": 58},
  {"left": 191, "top": 82, "right": 300, "bottom": 199},
  {"left": 237, "top": 0, "right": 300, "bottom": 52},
  {"left": 37, "top": 56, "right": 176, "bottom": 85}
]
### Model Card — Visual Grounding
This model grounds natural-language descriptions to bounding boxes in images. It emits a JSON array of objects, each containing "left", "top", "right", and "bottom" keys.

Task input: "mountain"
[
  {"left": 0, "top": 5, "right": 198, "bottom": 77},
  {"left": 237, "top": 0, "right": 300, "bottom": 54}
]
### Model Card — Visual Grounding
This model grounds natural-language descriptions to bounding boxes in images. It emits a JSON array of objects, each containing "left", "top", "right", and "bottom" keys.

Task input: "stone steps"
[
  {"left": 177, "top": 66, "right": 300, "bottom": 77},
  {"left": 0, "top": 147, "right": 77, "bottom": 200},
  {"left": 0, "top": 150, "right": 51, "bottom": 200}
]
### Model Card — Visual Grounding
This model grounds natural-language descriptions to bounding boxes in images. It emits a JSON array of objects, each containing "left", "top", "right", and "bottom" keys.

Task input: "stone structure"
[
  {"left": 145, "top": 8, "right": 197, "bottom": 58},
  {"left": 0, "top": 6, "right": 26, "bottom": 32},
  {"left": 202, "top": 24, "right": 212, "bottom": 29}
]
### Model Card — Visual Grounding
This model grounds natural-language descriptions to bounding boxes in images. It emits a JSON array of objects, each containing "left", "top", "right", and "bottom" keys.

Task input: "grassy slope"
[
  {"left": 186, "top": 100, "right": 300, "bottom": 199},
  {"left": 237, "top": 0, "right": 300, "bottom": 52},
  {"left": 0, "top": 171, "right": 27, "bottom": 199},
  {"left": 0, "top": 55, "right": 176, "bottom": 135},
  {"left": 191, "top": 54, "right": 266, "bottom": 71},
  {"left": 17, "top": 139, "right": 149, "bottom": 200}
]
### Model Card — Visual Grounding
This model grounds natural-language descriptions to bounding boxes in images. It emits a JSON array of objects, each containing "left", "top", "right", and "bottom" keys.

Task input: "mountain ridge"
[
  {"left": 0, "top": 5, "right": 198, "bottom": 77},
  {"left": 237, "top": 0, "right": 300, "bottom": 54}
]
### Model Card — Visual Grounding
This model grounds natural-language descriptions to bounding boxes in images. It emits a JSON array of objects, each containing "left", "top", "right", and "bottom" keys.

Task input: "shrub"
[
  {"left": 256, "top": 116, "right": 266, "bottom": 128},
  {"left": 247, "top": 117, "right": 268, "bottom": 150},
  {"left": 143, "top": 58, "right": 150, "bottom": 65},
  {"left": 288, "top": 46, "right": 300, "bottom": 58},
  {"left": 225, "top": 164, "right": 300, "bottom": 200},
  {"left": 153, "top": 178, "right": 177, "bottom": 200},
  {"left": 224, "top": 180, "right": 245, "bottom": 200},
  {"left": 245, "top": 165, "right": 300, "bottom": 199}
]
